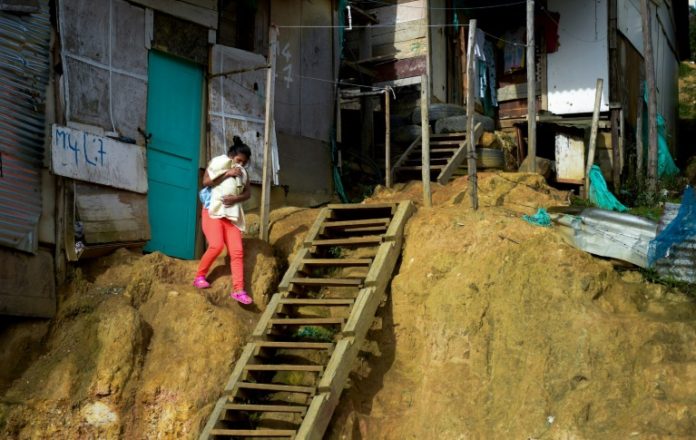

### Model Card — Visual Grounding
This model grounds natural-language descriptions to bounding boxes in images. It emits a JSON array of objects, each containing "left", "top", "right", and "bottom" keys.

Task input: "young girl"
[{"left": 193, "top": 136, "right": 253, "bottom": 304}]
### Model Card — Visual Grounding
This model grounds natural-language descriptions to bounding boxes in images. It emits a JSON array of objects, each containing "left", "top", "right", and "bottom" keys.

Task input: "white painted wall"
[{"left": 547, "top": 0, "right": 610, "bottom": 114}]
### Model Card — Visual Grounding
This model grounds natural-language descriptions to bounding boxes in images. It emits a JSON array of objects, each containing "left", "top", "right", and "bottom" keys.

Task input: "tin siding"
[{"left": 0, "top": 1, "right": 51, "bottom": 253}]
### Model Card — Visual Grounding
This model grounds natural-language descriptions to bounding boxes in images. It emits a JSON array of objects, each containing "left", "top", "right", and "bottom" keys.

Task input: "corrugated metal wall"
[{"left": 0, "top": 1, "right": 51, "bottom": 253}]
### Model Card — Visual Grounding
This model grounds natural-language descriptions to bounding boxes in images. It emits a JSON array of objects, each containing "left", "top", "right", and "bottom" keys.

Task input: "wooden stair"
[
  {"left": 199, "top": 202, "right": 414, "bottom": 440},
  {"left": 391, "top": 123, "right": 483, "bottom": 185}
]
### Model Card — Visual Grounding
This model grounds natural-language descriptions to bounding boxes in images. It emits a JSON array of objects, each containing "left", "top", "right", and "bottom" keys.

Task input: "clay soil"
[{"left": 3, "top": 173, "right": 696, "bottom": 439}]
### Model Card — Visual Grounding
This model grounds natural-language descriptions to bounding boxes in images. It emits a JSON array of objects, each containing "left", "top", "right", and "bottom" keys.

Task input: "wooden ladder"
[
  {"left": 391, "top": 123, "right": 483, "bottom": 185},
  {"left": 199, "top": 202, "right": 414, "bottom": 440}
]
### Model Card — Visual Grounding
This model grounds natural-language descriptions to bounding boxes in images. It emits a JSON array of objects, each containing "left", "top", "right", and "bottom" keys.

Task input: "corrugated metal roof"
[
  {"left": 0, "top": 1, "right": 51, "bottom": 253},
  {"left": 654, "top": 202, "right": 696, "bottom": 284}
]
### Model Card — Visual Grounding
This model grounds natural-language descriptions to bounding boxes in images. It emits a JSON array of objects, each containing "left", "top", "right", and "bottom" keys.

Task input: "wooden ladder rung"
[
  {"left": 321, "top": 218, "right": 390, "bottom": 228},
  {"left": 236, "top": 382, "right": 316, "bottom": 394},
  {"left": 224, "top": 403, "right": 307, "bottom": 414},
  {"left": 431, "top": 132, "right": 467, "bottom": 138},
  {"left": 243, "top": 364, "right": 324, "bottom": 372},
  {"left": 254, "top": 341, "right": 334, "bottom": 350},
  {"left": 269, "top": 317, "right": 346, "bottom": 326},
  {"left": 326, "top": 203, "right": 396, "bottom": 210},
  {"left": 301, "top": 258, "right": 372, "bottom": 267},
  {"left": 209, "top": 429, "right": 296, "bottom": 437},
  {"left": 290, "top": 277, "right": 363, "bottom": 287},
  {"left": 429, "top": 140, "right": 465, "bottom": 146},
  {"left": 326, "top": 225, "right": 388, "bottom": 234},
  {"left": 398, "top": 165, "right": 446, "bottom": 171},
  {"left": 311, "top": 236, "right": 382, "bottom": 246},
  {"left": 279, "top": 298, "right": 355, "bottom": 306}
]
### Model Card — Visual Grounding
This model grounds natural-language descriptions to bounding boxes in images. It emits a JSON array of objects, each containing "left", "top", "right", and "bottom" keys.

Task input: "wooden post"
[
  {"left": 611, "top": 107, "right": 621, "bottom": 192},
  {"left": 527, "top": 0, "right": 537, "bottom": 173},
  {"left": 641, "top": 0, "right": 658, "bottom": 194},
  {"left": 585, "top": 78, "right": 604, "bottom": 196},
  {"left": 420, "top": 74, "right": 432, "bottom": 207},
  {"left": 259, "top": 26, "right": 278, "bottom": 242},
  {"left": 636, "top": 100, "right": 644, "bottom": 185},
  {"left": 384, "top": 89, "right": 392, "bottom": 188},
  {"left": 466, "top": 19, "right": 478, "bottom": 210},
  {"left": 459, "top": 26, "right": 467, "bottom": 107}
]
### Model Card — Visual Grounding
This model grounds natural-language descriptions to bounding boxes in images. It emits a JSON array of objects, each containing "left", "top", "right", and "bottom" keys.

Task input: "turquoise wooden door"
[{"left": 144, "top": 51, "right": 203, "bottom": 259}]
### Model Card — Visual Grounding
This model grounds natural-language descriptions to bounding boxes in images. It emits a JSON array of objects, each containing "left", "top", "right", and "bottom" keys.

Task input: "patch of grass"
[
  {"left": 639, "top": 268, "right": 696, "bottom": 297},
  {"left": 629, "top": 206, "right": 663, "bottom": 222}
]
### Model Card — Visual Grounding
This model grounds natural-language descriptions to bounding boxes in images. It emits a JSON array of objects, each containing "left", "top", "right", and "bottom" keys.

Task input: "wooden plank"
[
  {"left": 371, "top": 0, "right": 426, "bottom": 25},
  {"left": 326, "top": 203, "right": 396, "bottom": 211},
  {"left": 254, "top": 341, "right": 334, "bottom": 350},
  {"left": 295, "top": 392, "right": 334, "bottom": 440},
  {"left": 181, "top": 0, "right": 217, "bottom": 10},
  {"left": 127, "top": 0, "right": 218, "bottom": 29},
  {"left": 300, "top": 258, "right": 372, "bottom": 267},
  {"left": 330, "top": 226, "right": 387, "bottom": 234},
  {"left": 373, "top": 56, "right": 427, "bottom": 83},
  {"left": 75, "top": 183, "right": 150, "bottom": 243},
  {"left": 363, "top": 241, "right": 399, "bottom": 290},
  {"left": 269, "top": 318, "right": 346, "bottom": 326},
  {"left": 317, "top": 338, "right": 353, "bottom": 393},
  {"left": 222, "top": 344, "right": 257, "bottom": 391},
  {"left": 421, "top": 73, "right": 431, "bottom": 207},
  {"left": 392, "top": 135, "right": 421, "bottom": 175},
  {"left": 382, "top": 201, "right": 415, "bottom": 241},
  {"left": 526, "top": 1, "right": 537, "bottom": 172},
  {"left": 584, "top": 78, "right": 604, "bottom": 196},
  {"left": 385, "top": 88, "right": 391, "bottom": 188},
  {"left": 289, "top": 278, "right": 363, "bottom": 287},
  {"left": 209, "top": 429, "right": 295, "bottom": 438},
  {"left": 399, "top": 165, "right": 445, "bottom": 171},
  {"left": 311, "top": 236, "right": 383, "bottom": 246},
  {"left": 251, "top": 294, "right": 283, "bottom": 338},
  {"left": 321, "top": 218, "right": 390, "bottom": 228},
  {"left": 51, "top": 125, "right": 147, "bottom": 194},
  {"left": 224, "top": 404, "right": 307, "bottom": 414},
  {"left": 235, "top": 382, "right": 316, "bottom": 394},
  {"left": 259, "top": 26, "right": 278, "bottom": 242},
  {"left": 278, "top": 298, "right": 355, "bottom": 306},
  {"left": 243, "top": 365, "right": 324, "bottom": 372},
  {"left": 198, "top": 396, "right": 230, "bottom": 440},
  {"left": 438, "top": 123, "right": 482, "bottom": 185},
  {"left": 466, "top": 20, "right": 479, "bottom": 209},
  {"left": 278, "top": 247, "right": 310, "bottom": 291},
  {"left": 302, "top": 208, "right": 332, "bottom": 248}
]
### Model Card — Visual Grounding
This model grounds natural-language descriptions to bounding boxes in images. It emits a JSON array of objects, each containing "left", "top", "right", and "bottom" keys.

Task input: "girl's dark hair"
[{"left": 228, "top": 135, "right": 252, "bottom": 159}]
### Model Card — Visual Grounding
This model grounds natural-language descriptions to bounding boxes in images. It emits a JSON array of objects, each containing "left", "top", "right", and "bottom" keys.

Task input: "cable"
[{"left": 353, "top": 0, "right": 527, "bottom": 10}]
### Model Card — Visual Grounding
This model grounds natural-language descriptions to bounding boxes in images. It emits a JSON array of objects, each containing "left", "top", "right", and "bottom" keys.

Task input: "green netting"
[
  {"left": 642, "top": 85, "right": 680, "bottom": 177},
  {"left": 522, "top": 208, "right": 551, "bottom": 227},
  {"left": 589, "top": 165, "right": 628, "bottom": 212}
]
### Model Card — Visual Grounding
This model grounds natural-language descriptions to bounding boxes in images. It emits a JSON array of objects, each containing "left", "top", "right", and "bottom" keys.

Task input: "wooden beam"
[
  {"left": 385, "top": 89, "right": 392, "bottom": 188},
  {"left": 208, "top": 429, "right": 295, "bottom": 438},
  {"left": 641, "top": 0, "right": 658, "bottom": 194},
  {"left": 466, "top": 20, "right": 479, "bottom": 210},
  {"left": 585, "top": 78, "right": 604, "bottom": 197},
  {"left": 260, "top": 26, "right": 278, "bottom": 242},
  {"left": 527, "top": 0, "right": 537, "bottom": 172},
  {"left": 392, "top": 135, "right": 422, "bottom": 172},
  {"left": 636, "top": 99, "right": 644, "bottom": 185},
  {"left": 128, "top": 0, "right": 218, "bottom": 29},
  {"left": 421, "top": 74, "right": 432, "bottom": 207},
  {"left": 611, "top": 107, "right": 621, "bottom": 191},
  {"left": 223, "top": 404, "right": 307, "bottom": 414}
]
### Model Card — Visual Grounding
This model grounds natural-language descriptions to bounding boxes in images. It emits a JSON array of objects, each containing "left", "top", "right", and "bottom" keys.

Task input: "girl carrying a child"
[{"left": 193, "top": 136, "right": 253, "bottom": 305}]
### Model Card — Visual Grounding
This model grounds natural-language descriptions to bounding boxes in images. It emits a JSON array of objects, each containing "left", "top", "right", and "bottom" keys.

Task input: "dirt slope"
[
  {"left": 2, "top": 173, "right": 696, "bottom": 439},
  {"left": 0, "top": 240, "right": 280, "bottom": 439},
  {"left": 329, "top": 174, "right": 696, "bottom": 439}
]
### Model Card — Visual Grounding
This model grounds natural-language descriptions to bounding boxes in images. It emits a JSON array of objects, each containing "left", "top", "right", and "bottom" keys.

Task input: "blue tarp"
[{"left": 648, "top": 186, "right": 696, "bottom": 265}]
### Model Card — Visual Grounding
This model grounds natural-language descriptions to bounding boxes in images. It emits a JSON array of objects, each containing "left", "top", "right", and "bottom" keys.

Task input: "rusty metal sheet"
[{"left": 0, "top": 1, "right": 51, "bottom": 253}]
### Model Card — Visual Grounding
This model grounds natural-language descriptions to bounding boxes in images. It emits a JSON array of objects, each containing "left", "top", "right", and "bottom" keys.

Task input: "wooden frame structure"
[{"left": 200, "top": 201, "right": 414, "bottom": 439}]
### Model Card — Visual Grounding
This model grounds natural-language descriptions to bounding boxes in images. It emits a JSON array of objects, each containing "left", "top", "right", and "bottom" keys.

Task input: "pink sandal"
[
  {"left": 193, "top": 276, "right": 210, "bottom": 289},
  {"left": 231, "top": 290, "right": 253, "bottom": 305}
]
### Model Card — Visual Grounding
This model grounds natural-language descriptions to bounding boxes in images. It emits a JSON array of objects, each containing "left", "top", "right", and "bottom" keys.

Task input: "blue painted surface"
[{"left": 144, "top": 51, "right": 203, "bottom": 259}]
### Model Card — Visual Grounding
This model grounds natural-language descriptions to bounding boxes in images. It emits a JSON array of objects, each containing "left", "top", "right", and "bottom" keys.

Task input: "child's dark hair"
[{"left": 228, "top": 135, "right": 252, "bottom": 159}]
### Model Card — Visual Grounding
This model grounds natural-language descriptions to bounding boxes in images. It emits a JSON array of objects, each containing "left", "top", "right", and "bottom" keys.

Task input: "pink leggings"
[{"left": 196, "top": 209, "right": 245, "bottom": 291}]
